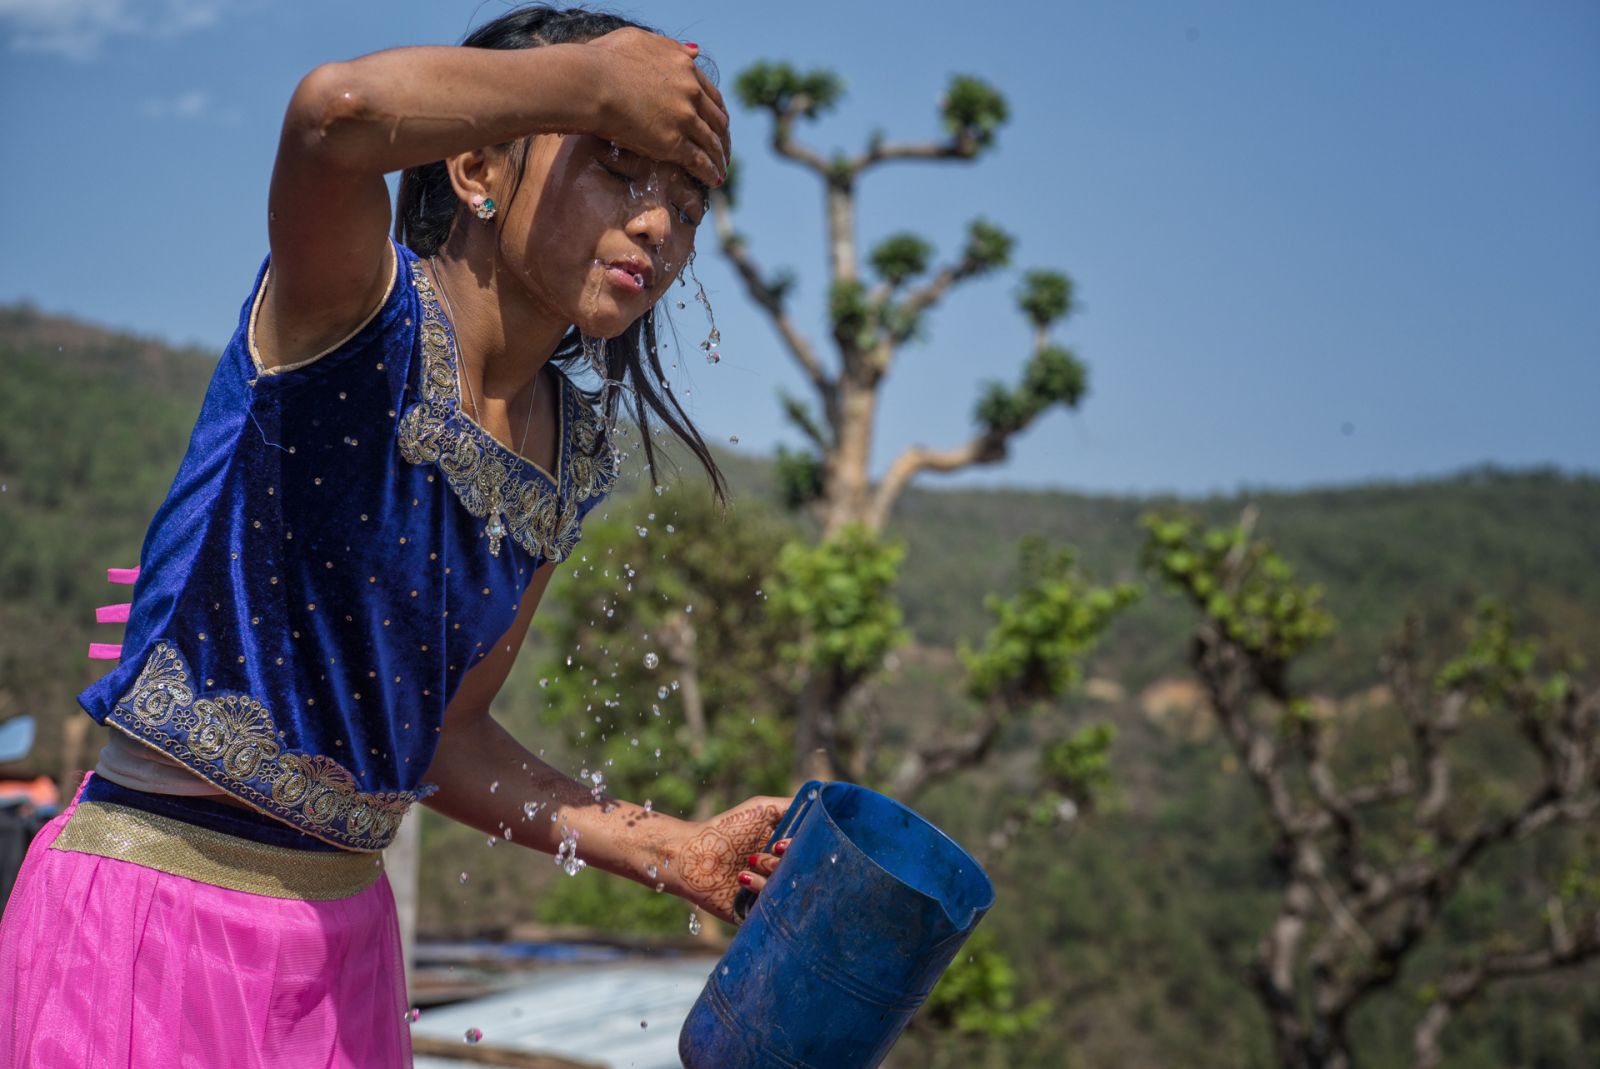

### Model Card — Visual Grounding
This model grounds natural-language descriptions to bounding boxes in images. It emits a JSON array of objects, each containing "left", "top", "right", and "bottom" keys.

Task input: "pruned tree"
[
  {"left": 1143, "top": 508, "right": 1600, "bottom": 1069},
  {"left": 713, "top": 61, "right": 1091, "bottom": 780}
]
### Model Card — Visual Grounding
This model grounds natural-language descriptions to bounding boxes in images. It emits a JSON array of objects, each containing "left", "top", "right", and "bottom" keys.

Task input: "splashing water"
[
  {"left": 684, "top": 255, "right": 723, "bottom": 363},
  {"left": 556, "top": 826, "right": 586, "bottom": 876}
]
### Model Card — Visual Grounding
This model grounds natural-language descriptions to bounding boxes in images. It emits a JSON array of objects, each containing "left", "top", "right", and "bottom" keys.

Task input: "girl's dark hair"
[{"left": 395, "top": 4, "right": 726, "bottom": 503}]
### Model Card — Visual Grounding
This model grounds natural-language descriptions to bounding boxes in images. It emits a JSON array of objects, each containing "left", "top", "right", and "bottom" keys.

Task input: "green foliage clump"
[
  {"left": 1040, "top": 721, "right": 1118, "bottom": 813},
  {"left": 770, "top": 525, "right": 908, "bottom": 678},
  {"left": 920, "top": 931, "right": 1047, "bottom": 1038},
  {"left": 735, "top": 62, "right": 845, "bottom": 118},
  {"left": 1017, "top": 270, "right": 1074, "bottom": 328},
  {"left": 939, "top": 74, "right": 1010, "bottom": 151},
  {"left": 973, "top": 382, "right": 1031, "bottom": 435},
  {"left": 1023, "top": 345, "right": 1087, "bottom": 409},
  {"left": 828, "top": 278, "right": 876, "bottom": 350},
  {"left": 963, "top": 538, "right": 1139, "bottom": 704},
  {"left": 774, "top": 445, "right": 825, "bottom": 510},
  {"left": 869, "top": 232, "right": 934, "bottom": 286},
  {"left": 962, "top": 218, "right": 1015, "bottom": 273},
  {"left": 1436, "top": 599, "right": 1579, "bottom": 718},
  {"left": 972, "top": 347, "right": 1087, "bottom": 435},
  {"left": 1142, "top": 512, "right": 1334, "bottom": 663}
]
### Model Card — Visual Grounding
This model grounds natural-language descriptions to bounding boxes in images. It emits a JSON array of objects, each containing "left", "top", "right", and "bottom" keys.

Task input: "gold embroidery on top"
[
  {"left": 397, "top": 262, "right": 617, "bottom": 562},
  {"left": 110, "top": 643, "right": 417, "bottom": 852}
]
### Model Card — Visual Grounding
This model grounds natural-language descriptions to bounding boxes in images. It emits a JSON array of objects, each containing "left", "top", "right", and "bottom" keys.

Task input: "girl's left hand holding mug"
[{"left": 668, "top": 794, "right": 793, "bottom": 924}]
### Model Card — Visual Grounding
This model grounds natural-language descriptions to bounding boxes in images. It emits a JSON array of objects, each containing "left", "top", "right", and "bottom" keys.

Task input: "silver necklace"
[{"left": 430, "top": 254, "right": 539, "bottom": 557}]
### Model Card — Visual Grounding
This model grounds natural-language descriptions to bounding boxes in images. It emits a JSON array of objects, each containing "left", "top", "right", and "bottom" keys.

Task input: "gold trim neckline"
[{"left": 397, "top": 260, "right": 617, "bottom": 562}]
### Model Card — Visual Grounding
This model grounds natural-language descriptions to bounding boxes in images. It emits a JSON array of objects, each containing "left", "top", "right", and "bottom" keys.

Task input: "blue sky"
[{"left": 1, "top": 0, "right": 1595, "bottom": 495}]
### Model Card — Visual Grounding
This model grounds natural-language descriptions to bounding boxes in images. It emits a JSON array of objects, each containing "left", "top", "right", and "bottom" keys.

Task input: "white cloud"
[
  {"left": 140, "top": 87, "right": 241, "bottom": 124},
  {"left": 0, "top": 0, "right": 228, "bottom": 61}
]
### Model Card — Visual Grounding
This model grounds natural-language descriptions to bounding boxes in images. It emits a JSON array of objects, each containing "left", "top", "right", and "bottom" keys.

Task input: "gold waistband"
[{"left": 50, "top": 801, "right": 384, "bottom": 901}]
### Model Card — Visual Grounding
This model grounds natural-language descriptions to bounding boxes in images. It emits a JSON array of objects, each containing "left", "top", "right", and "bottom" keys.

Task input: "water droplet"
[
  {"left": 830, "top": 853, "right": 839, "bottom": 864},
  {"left": 489, "top": 780, "right": 499, "bottom": 793},
  {"left": 458, "top": 871, "right": 470, "bottom": 884},
  {"left": 539, "top": 677, "right": 550, "bottom": 688},
  {"left": 720, "top": 965, "right": 730, "bottom": 976},
  {"left": 728, "top": 434, "right": 740, "bottom": 444},
  {"left": 643, "top": 651, "right": 660, "bottom": 670},
  {"left": 636, "top": 526, "right": 649, "bottom": 537},
  {"left": 405, "top": 1007, "right": 421, "bottom": 1023},
  {"left": 464, "top": 1027, "right": 482, "bottom": 1044},
  {"left": 688, "top": 912, "right": 702, "bottom": 936},
  {"left": 641, "top": 1020, "right": 649, "bottom": 1029},
  {"left": 658, "top": 686, "right": 670, "bottom": 700}
]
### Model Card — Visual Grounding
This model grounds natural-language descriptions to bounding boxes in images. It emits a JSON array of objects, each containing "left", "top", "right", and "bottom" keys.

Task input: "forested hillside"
[{"left": 4, "top": 304, "right": 1597, "bottom": 1067}]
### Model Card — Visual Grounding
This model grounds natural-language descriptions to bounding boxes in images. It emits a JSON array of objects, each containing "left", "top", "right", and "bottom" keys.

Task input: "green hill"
[{"left": 4, "top": 303, "right": 1597, "bottom": 1067}]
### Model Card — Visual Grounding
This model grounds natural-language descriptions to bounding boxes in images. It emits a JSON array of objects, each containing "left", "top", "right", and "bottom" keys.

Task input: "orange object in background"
[{"left": 0, "top": 777, "right": 59, "bottom": 810}]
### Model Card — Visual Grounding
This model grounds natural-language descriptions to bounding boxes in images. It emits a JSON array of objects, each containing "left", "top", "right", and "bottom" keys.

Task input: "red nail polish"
[
  {"left": 684, "top": 41, "right": 699, "bottom": 51},
  {"left": 773, "top": 841, "right": 787, "bottom": 856},
  {"left": 738, "top": 872, "right": 752, "bottom": 886}
]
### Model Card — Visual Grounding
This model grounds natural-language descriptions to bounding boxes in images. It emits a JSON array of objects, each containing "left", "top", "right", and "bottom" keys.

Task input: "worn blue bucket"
[{"left": 679, "top": 781, "right": 995, "bottom": 1068}]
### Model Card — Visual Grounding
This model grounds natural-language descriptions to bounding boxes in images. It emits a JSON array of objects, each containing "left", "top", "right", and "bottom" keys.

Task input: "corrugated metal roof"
[{"left": 410, "top": 957, "right": 715, "bottom": 1069}]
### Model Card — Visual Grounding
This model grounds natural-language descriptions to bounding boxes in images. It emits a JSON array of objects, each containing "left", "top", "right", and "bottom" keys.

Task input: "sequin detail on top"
[
  {"left": 109, "top": 642, "right": 423, "bottom": 852},
  {"left": 397, "top": 262, "right": 618, "bottom": 561}
]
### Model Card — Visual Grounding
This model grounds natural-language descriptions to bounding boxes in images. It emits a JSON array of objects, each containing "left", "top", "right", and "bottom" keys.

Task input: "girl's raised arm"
[{"left": 255, "top": 31, "right": 729, "bottom": 372}]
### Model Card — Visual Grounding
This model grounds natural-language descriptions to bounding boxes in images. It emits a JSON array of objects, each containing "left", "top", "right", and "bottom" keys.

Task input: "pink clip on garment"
[{"left": 87, "top": 567, "right": 138, "bottom": 660}]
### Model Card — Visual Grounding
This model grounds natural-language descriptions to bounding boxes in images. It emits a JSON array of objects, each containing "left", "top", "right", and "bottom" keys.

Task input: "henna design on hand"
[{"left": 680, "top": 803, "right": 783, "bottom": 918}]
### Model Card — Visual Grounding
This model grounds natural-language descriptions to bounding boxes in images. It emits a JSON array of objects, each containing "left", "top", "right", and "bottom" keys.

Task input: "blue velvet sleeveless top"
[{"left": 77, "top": 236, "right": 617, "bottom": 852}]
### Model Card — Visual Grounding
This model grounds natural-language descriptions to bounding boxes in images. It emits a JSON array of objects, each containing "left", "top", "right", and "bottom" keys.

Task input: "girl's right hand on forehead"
[{"left": 581, "top": 28, "right": 730, "bottom": 188}]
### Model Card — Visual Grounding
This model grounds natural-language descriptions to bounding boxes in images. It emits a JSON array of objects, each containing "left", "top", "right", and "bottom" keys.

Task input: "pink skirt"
[{"left": 0, "top": 782, "right": 412, "bottom": 1068}]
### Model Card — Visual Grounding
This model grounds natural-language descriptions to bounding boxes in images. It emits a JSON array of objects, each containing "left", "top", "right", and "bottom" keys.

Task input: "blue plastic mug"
[{"left": 679, "top": 781, "right": 995, "bottom": 1068}]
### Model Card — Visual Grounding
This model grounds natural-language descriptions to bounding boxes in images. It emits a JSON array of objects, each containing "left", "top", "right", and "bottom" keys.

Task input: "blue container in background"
[{"left": 679, "top": 781, "right": 996, "bottom": 1068}]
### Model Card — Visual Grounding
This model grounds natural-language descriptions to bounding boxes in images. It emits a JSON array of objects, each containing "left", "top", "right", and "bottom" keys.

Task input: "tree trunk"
[{"left": 822, "top": 377, "right": 879, "bottom": 536}]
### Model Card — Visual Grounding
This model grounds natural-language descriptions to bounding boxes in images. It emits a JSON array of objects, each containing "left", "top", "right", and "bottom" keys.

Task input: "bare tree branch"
[
  {"left": 863, "top": 430, "right": 1009, "bottom": 532},
  {"left": 850, "top": 133, "right": 981, "bottom": 173},
  {"left": 887, "top": 699, "right": 1008, "bottom": 800},
  {"left": 769, "top": 101, "right": 832, "bottom": 177},
  {"left": 710, "top": 191, "right": 837, "bottom": 426},
  {"left": 1412, "top": 899, "right": 1600, "bottom": 1069}
]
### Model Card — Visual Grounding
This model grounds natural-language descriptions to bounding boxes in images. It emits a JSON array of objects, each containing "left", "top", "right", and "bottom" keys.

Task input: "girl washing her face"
[{"left": 0, "top": 7, "right": 792, "bottom": 1065}]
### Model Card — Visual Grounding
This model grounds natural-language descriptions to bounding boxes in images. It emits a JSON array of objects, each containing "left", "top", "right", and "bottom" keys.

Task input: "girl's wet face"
[{"left": 501, "top": 133, "right": 705, "bottom": 338}]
